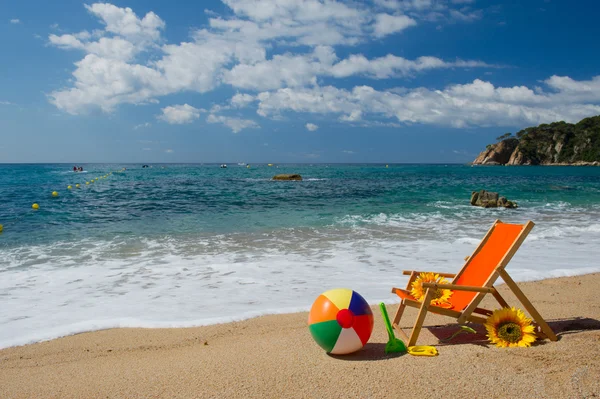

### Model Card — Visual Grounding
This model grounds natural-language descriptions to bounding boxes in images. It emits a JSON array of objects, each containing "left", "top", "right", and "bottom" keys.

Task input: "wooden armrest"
[
  {"left": 422, "top": 282, "right": 494, "bottom": 293},
  {"left": 402, "top": 270, "right": 456, "bottom": 278}
]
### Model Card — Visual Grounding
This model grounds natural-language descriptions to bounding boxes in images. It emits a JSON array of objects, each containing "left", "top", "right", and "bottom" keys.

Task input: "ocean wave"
[{"left": 2, "top": 216, "right": 600, "bottom": 349}]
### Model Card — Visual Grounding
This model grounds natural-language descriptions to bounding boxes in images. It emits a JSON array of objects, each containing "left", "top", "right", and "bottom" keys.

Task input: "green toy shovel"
[{"left": 379, "top": 303, "right": 407, "bottom": 354}]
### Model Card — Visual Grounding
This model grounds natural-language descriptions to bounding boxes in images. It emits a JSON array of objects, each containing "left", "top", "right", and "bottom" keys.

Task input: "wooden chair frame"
[{"left": 391, "top": 220, "right": 558, "bottom": 347}]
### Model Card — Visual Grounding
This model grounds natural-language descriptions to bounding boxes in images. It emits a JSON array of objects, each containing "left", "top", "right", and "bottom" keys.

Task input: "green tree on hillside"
[{"left": 496, "top": 133, "right": 513, "bottom": 141}]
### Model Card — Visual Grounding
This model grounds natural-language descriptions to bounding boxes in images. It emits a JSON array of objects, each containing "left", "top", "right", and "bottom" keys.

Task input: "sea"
[{"left": 1, "top": 163, "right": 599, "bottom": 349}]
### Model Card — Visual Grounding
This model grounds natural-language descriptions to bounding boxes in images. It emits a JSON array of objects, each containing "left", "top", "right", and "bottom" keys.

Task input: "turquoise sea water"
[{"left": 1, "top": 163, "right": 600, "bottom": 348}]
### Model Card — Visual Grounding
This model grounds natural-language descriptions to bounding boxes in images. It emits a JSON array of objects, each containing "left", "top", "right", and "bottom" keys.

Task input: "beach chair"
[{"left": 391, "top": 219, "right": 557, "bottom": 347}]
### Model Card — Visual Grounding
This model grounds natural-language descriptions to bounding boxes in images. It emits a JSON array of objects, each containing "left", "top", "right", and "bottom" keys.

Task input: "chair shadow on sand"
[{"left": 329, "top": 317, "right": 600, "bottom": 361}]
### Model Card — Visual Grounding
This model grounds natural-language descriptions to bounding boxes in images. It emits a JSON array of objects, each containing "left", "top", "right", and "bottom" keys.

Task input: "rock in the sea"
[
  {"left": 272, "top": 174, "right": 302, "bottom": 181},
  {"left": 470, "top": 190, "right": 517, "bottom": 208}
]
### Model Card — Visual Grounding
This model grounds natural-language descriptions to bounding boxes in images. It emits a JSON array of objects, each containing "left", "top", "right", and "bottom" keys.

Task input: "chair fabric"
[{"left": 450, "top": 222, "right": 524, "bottom": 310}]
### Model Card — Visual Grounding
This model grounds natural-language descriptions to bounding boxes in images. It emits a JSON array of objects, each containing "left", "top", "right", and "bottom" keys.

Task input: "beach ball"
[{"left": 308, "top": 288, "right": 374, "bottom": 355}]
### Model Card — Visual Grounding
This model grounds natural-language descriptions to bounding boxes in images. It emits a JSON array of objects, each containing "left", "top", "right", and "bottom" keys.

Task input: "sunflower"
[
  {"left": 410, "top": 272, "right": 453, "bottom": 306},
  {"left": 484, "top": 307, "right": 537, "bottom": 348}
]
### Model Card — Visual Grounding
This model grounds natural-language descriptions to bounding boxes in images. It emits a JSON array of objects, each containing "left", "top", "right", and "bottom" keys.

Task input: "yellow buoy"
[
  {"left": 86, "top": 181, "right": 90, "bottom": 185},
  {"left": 386, "top": 165, "right": 389, "bottom": 168},
  {"left": 76, "top": 184, "right": 80, "bottom": 188},
  {"left": 268, "top": 163, "right": 273, "bottom": 166},
  {"left": 0, "top": 224, "right": 3, "bottom": 233},
  {"left": 52, "top": 191, "right": 59, "bottom": 197},
  {"left": 32, "top": 203, "right": 39, "bottom": 210},
  {"left": 247, "top": 165, "right": 250, "bottom": 168},
  {"left": 67, "top": 185, "right": 72, "bottom": 190}
]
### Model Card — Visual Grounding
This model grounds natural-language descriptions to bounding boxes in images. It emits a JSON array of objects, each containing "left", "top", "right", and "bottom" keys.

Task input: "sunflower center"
[
  {"left": 432, "top": 288, "right": 445, "bottom": 300},
  {"left": 497, "top": 322, "right": 522, "bottom": 343}
]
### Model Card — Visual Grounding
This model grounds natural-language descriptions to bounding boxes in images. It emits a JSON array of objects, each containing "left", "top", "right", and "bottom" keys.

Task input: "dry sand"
[{"left": 1, "top": 273, "right": 599, "bottom": 399}]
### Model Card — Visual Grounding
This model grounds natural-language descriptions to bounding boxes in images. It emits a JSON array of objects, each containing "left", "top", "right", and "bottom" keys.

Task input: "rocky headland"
[{"left": 473, "top": 115, "right": 600, "bottom": 165}]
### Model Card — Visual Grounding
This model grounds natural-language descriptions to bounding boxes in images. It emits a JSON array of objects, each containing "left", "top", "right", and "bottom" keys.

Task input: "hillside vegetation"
[{"left": 473, "top": 115, "right": 600, "bottom": 165}]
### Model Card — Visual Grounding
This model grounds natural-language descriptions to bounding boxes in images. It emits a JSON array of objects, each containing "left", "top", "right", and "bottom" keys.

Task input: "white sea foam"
[{"left": 2, "top": 206, "right": 600, "bottom": 349}]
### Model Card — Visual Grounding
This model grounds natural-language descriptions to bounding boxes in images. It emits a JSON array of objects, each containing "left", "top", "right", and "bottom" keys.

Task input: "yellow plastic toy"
[{"left": 407, "top": 346, "right": 438, "bottom": 357}]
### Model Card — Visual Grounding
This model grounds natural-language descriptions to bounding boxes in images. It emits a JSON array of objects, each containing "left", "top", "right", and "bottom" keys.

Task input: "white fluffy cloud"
[
  {"left": 305, "top": 123, "right": 319, "bottom": 131},
  {"left": 49, "top": 35, "right": 137, "bottom": 61},
  {"left": 256, "top": 77, "right": 600, "bottom": 128},
  {"left": 230, "top": 93, "right": 255, "bottom": 108},
  {"left": 330, "top": 54, "right": 494, "bottom": 79},
  {"left": 159, "top": 104, "right": 202, "bottom": 124},
  {"left": 84, "top": 3, "right": 164, "bottom": 45},
  {"left": 10, "top": 19, "right": 20, "bottom": 24},
  {"left": 207, "top": 114, "right": 259, "bottom": 133},
  {"left": 49, "top": 54, "right": 164, "bottom": 114},
  {"left": 374, "top": 0, "right": 480, "bottom": 22},
  {"left": 223, "top": 46, "right": 494, "bottom": 91},
  {"left": 373, "top": 13, "right": 417, "bottom": 37},
  {"left": 48, "top": 4, "right": 164, "bottom": 62},
  {"left": 222, "top": 0, "right": 362, "bottom": 22},
  {"left": 223, "top": 46, "right": 337, "bottom": 91}
]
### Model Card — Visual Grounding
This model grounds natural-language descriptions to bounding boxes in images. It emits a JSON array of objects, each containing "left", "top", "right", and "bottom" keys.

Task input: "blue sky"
[{"left": 1, "top": 0, "right": 599, "bottom": 163}]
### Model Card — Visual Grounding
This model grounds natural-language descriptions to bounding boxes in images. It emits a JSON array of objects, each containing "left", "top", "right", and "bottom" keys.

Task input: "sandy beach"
[{"left": 1, "top": 273, "right": 599, "bottom": 399}]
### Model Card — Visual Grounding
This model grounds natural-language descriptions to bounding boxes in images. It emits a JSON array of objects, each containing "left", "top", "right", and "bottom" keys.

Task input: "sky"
[{"left": 1, "top": 0, "right": 600, "bottom": 163}]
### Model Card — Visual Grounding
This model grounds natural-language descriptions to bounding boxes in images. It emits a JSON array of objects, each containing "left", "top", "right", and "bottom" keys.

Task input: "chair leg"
[
  {"left": 520, "top": 296, "right": 558, "bottom": 341},
  {"left": 392, "top": 301, "right": 406, "bottom": 326},
  {"left": 408, "top": 288, "right": 434, "bottom": 347},
  {"left": 392, "top": 301, "right": 411, "bottom": 342},
  {"left": 499, "top": 270, "right": 558, "bottom": 341}
]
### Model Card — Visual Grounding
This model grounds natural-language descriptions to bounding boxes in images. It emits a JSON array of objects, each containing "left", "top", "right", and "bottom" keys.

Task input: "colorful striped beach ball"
[{"left": 308, "top": 288, "right": 374, "bottom": 355}]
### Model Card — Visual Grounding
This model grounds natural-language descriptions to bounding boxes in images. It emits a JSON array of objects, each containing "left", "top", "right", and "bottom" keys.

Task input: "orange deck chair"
[{"left": 391, "top": 219, "right": 557, "bottom": 347}]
